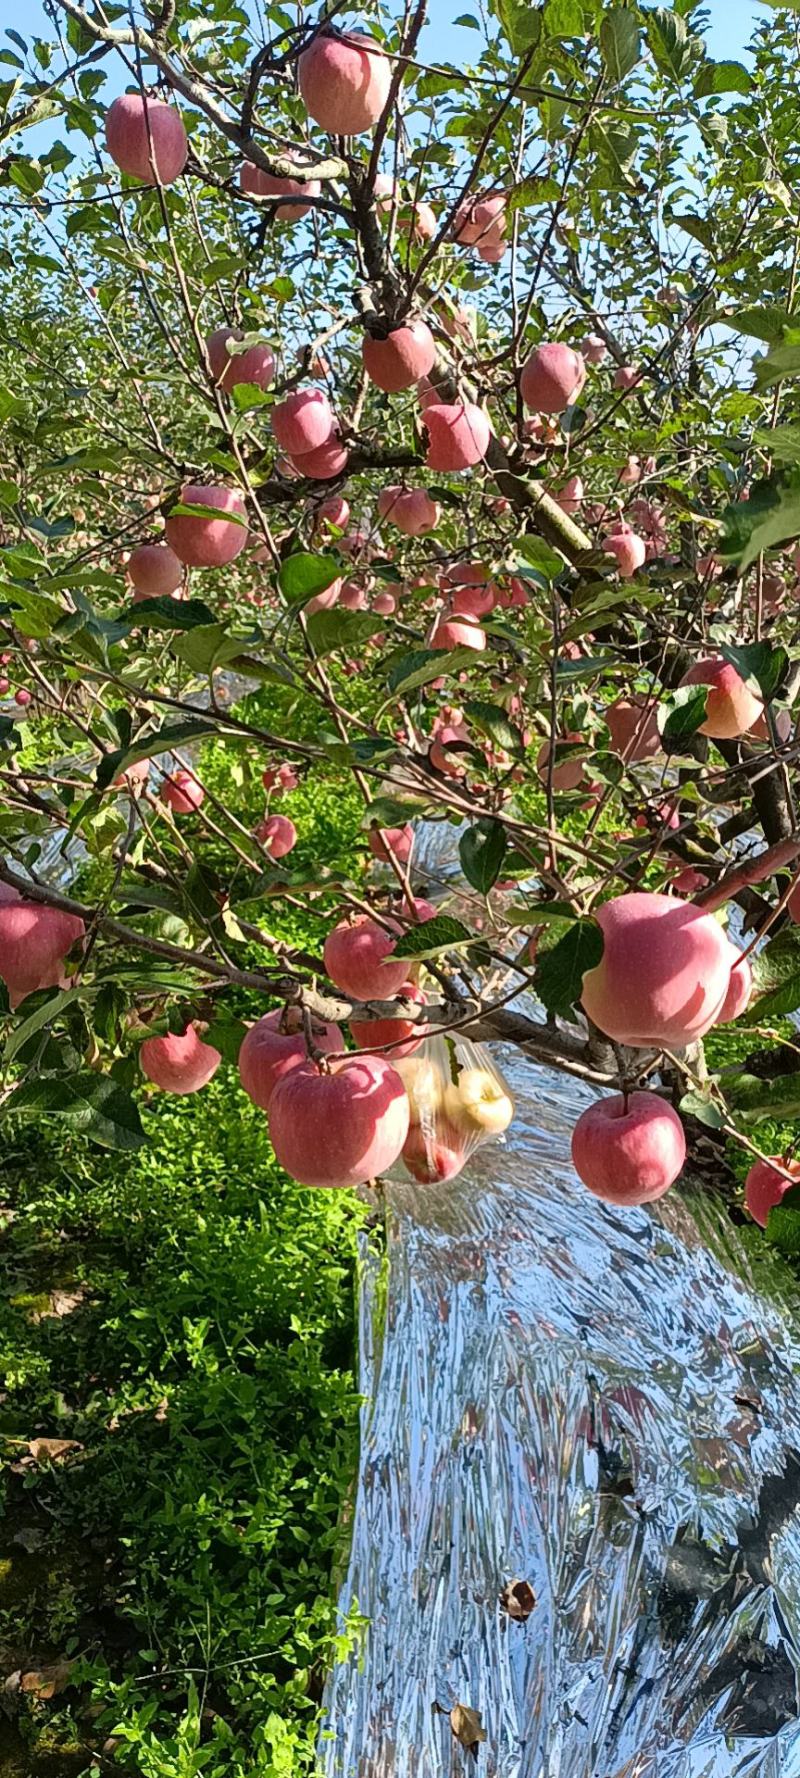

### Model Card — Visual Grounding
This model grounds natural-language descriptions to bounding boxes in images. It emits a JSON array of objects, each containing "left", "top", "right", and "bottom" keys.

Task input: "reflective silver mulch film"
[{"left": 321, "top": 830, "right": 800, "bottom": 1776}]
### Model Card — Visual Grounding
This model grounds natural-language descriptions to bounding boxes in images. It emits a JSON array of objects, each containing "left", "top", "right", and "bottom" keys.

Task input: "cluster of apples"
[{"left": 569, "top": 891, "right": 751, "bottom": 1208}]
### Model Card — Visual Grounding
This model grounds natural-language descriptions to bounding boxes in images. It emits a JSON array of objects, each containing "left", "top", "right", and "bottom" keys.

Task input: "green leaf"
[
  {"left": 725, "top": 1071, "right": 800, "bottom": 1121},
  {"left": 393, "top": 912, "right": 472, "bottom": 961},
  {"left": 129, "top": 597, "right": 216, "bottom": 633},
  {"left": 534, "top": 917, "right": 603, "bottom": 1018},
  {"left": 171, "top": 622, "right": 266, "bottom": 676},
  {"left": 506, "top": 175, "right": 561, "bottom": 214},
  {"left": 752, "top": 342, "right": 800, "bottom": 393},
  {"left": 679, "top": 1090, "right": 725, "bottom": 1129},
  {"left": 3, "top": 984, "right": 91, "bottom": 1067},
  {"left": 766, "top": 1187, "right": 800, "bottom": 1256},
  {"left": 495, "top": 0, "right": 543, "bottom": 53},
  {"left": 645, "top": 7, "right": 693, "bottom": 80},
  {"left": 459, "top": 819, "right": 507, "bottom": 894},
  {"left": 384, "top": 647, "right": 479, "bottom": 701},
  {"left": 463, "top": 699, "right": 523, "bottom": 758},
  {"left": 694, "top": 58, "right": 752, "bottom": 97},
  {"left": 166, "top": 497, "right": 248, "bottom": 528},
  {"left": 657, "top": 684, "right": 708, "bottom": 744},
  {"left": 543, "top": 0, "right": 584, "bottom": 31},
  {"left": 720, "top": 640, "right": 788, "bottom": 700},
  {"left": 504, "top": 900, "right": 580, "bottom": 926},
  {"left": 96, "top": 719, "right": 220, "bottom": 791},
  {"left": 514, "top": 536, "right": 564, "bottom": 582},
  {"left": 305, "top": 609, "right": 383, "bottom": 656},
  {"left": 753, "top": 423, "right": 800, "bottom": 464},
  {"left": 278, "top": 552, "right": 340, "bottom": 603},
  {"left": 728, "top": 305, "right": 794, "bottom": 343},
  {"left": 720, "top": 472, "right": 800, "bottom": 572},
  {"left": 599, "top": 7, "right": 641, "bottom": 83},
  {"left": 670, "top": 211, "right": 715, "bottom": 251},
  {"left": 6, "top": 1072, "right": 146, "bottom": 1150},
  {"left": 363, "top": 793, "right": 435, "bottom": 828},
  {"left": 744, "top": 927, "right": 800, "bottom": 1021}
]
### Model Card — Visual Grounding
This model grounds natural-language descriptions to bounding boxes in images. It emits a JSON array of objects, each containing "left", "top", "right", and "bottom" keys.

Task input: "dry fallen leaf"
[
  {"left": 26, "top": 1438, "right": 82, "bottom": 1465},
  {"left": 19, "top": 1662, "right": 73, "bottom": 1700},
  {"left": 450, "top": 1703, "right": 487, "bottom": 1755},
  {"left": 499, "top": 1578, "right": 536, "bottom": 1622}
]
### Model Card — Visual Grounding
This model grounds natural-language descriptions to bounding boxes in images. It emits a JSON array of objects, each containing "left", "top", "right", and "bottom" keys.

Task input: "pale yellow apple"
[
  {"left": 393, "top": 1055, "right": 445, "bottom": 1125},
  {"left": 445, "top": 1067, "right": 514, "bottom": 1135}
]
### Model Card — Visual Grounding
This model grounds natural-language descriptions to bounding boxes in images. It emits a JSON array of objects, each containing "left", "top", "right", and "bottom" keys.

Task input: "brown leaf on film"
[
  {"left": 450, "top": 1703, "right": 487, "bottom": 1754},
  {"left": 499, "top": 1577, "right": 536, "bottom": 1621}
]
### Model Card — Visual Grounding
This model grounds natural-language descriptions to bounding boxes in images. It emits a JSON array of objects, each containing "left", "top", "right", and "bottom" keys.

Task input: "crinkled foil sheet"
[{"left": 321, "top": 842, "right": 800, "bottom": 1776}]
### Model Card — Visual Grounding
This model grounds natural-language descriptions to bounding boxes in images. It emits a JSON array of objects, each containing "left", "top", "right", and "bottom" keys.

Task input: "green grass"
[
  {"left": 0, "top": 1085, "right": 365, "bottom": 1776},
  {"left": 0, "top": 725, "right": 370, "bottom": 1776}
]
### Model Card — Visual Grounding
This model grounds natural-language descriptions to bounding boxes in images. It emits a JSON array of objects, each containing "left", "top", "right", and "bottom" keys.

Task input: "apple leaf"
[
  {"left": 725, "top": 1071, "right": 800, "bottom": 1120},
  {"left": 459, "top": 818, "right": 507, "bottom": 893},
  {"left": 393, "top": 913, "right": 472, "bottom": 961},
  {"left": 96, "top": 719, "right": 220, "bottom": 790},
  {"left": 599, "top": 7, "right": 641, "bottom": 84},
  {"left": 128, "top": 596, "right": 216, "bottom": 632},
  {"left": 6, "top": 1073, "right": 146, "bottom": 1150},
  {"left": 534, "top": 917, "right": 603, "bottom": 1017},
  {"left": 720, "top": 640, "right": 788, "bottom": 699},
  {"left": 657, "top": 684, "right": 709, "bottom": 745},
  {"left": 278, "top": 551, "right": 340, "bottom": 602}
]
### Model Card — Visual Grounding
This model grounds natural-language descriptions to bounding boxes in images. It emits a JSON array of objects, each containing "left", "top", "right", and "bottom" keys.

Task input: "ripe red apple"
[
  {"left": 453, "top": 190, "right": 506, "bottom": 246},
  {"left": 268, "top": 1053, "right": 409, "bottom": 1187},
  {"left": 520, "top": 342, "right": 586, "bottom": 414},
  {"left": 476, "top": 225, "right": 506, "bottom": 263},
  {"left": 679, "top": 657, "right": 763, "bottom": 739},
  {"left": 580, "top": 890, "right": 739, "bottom": 1047},
  {"left": 323, "top": 914, "right": 408, "bottom": 999},
  {"left": 377, "top": 487, "right": 440, "bottom": 536},
  {"left": 165, "top": 483, "right": 248, "bottom": 568},
  {"left": 290, "top": 435, "right": 349, "bottom": 479},
  {"left": 571, "top": 1091, "right": 686, "bottom": 1205},
  {"left": 238, "top": 1005, "right": 343, "bottom": 1110},
  {"left": 298, "top": 31, "right": 391, "bottom": 135},
  {"left": 614, "top": 364, "right": 639, "bottom": 390},
  {"left": 349, "top": 981, "right": 426, "bottom": 1058},
  {"left": 604, "top": 525, "right": 646, "bottom": 576},
  {"left": 555, "top": 475, "right": 584, "bottom": 516},
  {"left": 304, "top": 579, "right": 341, "bottom": 615},
  {"left": 368, "top": 824, "right": 413, "bottom": 864},
  {"left": 581, "top": 333, "right": 607, "bottom": 365},
  {"left": 605, "top": 695, "right": 661, "bottom": 762},
  {"left": 430, "top": 615, "right": 486, "bottom": 651},
  {"left": 105, "top": 93, "right": 188, "bottom": 186},
  {"left": 315, "top": 495, "right": 350, "bottom": 530},
  {"left": 717, "top": 951, "right": 752, "bottom": 1023},
  {"left": 372, "top": 589, "right": 396, "bottom": 616},
  {"left": 401, "top": 1120, "right": 468, "bottom": 1183},
  {"left": 161, "top": 768, "right": 204, "bottom": 813},
  {"left": 140, "top": 1022, "right": 221, "bottom": 1094},
  {"left": 256, "top": 814, "right": 297, "bottom": 857},
  {"left": 429, "top": 723, "right": 470, "bottom": 775},
  {"left": 0, "top": 884, "right": 85, "bottom": 1008},
  {"left": 207, "top": 327, "right": 275, "bottom": 391},
  {"left": 271, "top": 389, "right": 334, "bottom": 456},
  {"left": 424, "top": 401, "right": 491, "bottom": 470},
  {"left": 537, "top": 733, "right": 584, "bottom": 791},
  {"left": 127, "top": 543, "right": 183, "bottom": 599},
  {"left": 744, "top": 1154, "right": 800, "bottom": 1227},
  {"left": 239, "top": 158, "right": 321, "bottom": 219},
  {"left": 362, "top": 320, "right": 436, "bottom": 392}
]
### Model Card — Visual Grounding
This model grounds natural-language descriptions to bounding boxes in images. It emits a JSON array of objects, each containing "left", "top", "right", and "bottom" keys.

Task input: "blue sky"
[
  {"left": 0, "top": 1, "right": 764, "bottom": 161},
  {"left": 0, "top": 2, "right": 764, "bottom": 65}
]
